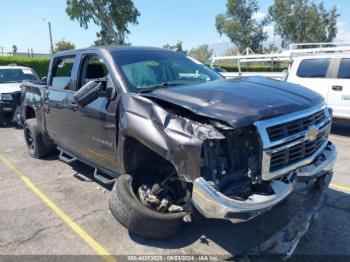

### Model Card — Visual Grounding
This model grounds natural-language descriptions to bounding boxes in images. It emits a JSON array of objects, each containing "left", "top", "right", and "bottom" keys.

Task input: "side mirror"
[
  {"left": 281, "top": 70, "right": 289, "bottom": 82},
  {"left": 41, "top": 76, "right": 47, "bottom": 83},
  {"left": 74, "top": 81, "right": 103, "bottom": 107}
]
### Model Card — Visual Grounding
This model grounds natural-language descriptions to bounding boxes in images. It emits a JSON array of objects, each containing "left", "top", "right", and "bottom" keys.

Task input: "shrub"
[{"left": 0, "top": 56, "right": 50, "bottom": 77}]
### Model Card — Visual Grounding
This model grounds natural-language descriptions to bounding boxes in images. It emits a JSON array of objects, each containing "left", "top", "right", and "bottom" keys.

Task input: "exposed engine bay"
[{"left": 201, "top": 126, "right": 263, "bottom": 198}]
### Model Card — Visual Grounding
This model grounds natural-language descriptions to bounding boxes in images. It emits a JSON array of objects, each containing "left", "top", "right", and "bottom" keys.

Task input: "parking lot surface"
[{"left": 0, "top": 122, "right": 349, "bottom": 260}]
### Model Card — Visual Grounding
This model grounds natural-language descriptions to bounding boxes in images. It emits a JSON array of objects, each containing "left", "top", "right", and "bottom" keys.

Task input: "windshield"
[
  {"left": 0, "top": 68, "right": 39, "bottom": 83},
  {"left": 112, "top": 51, "right": 222, "bottom": 92}
]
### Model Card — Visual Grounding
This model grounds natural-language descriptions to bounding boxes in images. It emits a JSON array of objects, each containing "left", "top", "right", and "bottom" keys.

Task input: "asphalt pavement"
[{"left": 0, "top": 122, "right": 349, "bottom": 261}]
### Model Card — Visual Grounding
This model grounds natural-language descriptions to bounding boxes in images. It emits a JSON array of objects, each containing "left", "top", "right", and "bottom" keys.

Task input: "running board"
[
  {"left": 58, "top": 150, "right": 77, "bottom": 164},
  {"left": 94, "top": 168, "right": 117, "bottom": 185}
]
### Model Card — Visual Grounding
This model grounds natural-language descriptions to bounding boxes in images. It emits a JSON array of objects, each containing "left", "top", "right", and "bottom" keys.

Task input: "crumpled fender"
[{"left": 117, "top": 94, "right": 225, "bottom": 182}]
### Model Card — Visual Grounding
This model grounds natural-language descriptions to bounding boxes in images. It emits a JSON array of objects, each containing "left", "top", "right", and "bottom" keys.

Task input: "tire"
[
  {"left": 109, "top": 175, "right": 186, "bottom": 239},
  {"left": 24, "top": 119, "right": 55, "bottom": 158}
]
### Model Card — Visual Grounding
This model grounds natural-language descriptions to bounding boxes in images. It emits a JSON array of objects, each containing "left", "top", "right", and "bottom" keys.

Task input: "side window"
[
  {"left": 337, "top": 58, "right": 350, "bottom": 79},
  {"left": 297, "top": 59, "right": 330, "bottom": 78},
  {"left": 51, "top": 56, "right": 75, "bottom": 90},
  {"left": 79, "top": 55, "right": 109, "bottom": 89}
]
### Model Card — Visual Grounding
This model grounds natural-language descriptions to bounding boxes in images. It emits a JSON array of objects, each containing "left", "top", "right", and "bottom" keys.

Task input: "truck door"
[
  {"left": 44, "top": 55, "right": 78, "bottom": 147},
  {"left": 288, "top": 58, "right": 332, "bottom": 99},
  {"left": 65, "top": 54, "right": 118, "bottom": 172},
  {"left": 327, "top": 58, "right": 350, "bottom": 119}
]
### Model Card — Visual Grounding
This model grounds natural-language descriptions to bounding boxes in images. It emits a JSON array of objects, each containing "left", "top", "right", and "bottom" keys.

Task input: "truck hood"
[
  {"left": 142, "top": 76, "right": 324, "bottom": 128},
  {"left": 0, "top": 82, "right": 21, "bottom": 94}
]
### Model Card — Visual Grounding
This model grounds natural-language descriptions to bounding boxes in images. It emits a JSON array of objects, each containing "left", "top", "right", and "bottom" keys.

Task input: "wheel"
[
  {"left": 24, "top": 119, "right": 55, "bottom": 158},
  {"left": 109, "top": 175, "right": 186, "bottom": 239}
]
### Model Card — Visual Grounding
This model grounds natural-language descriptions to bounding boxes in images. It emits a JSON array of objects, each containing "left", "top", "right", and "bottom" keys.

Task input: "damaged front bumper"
[{"left": 192, "top": 142, "right": 336, "bottom": 222}]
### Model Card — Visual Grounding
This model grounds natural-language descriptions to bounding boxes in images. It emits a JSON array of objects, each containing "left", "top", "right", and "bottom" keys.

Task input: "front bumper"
[
  {"left": 0, "top": 101, "right": 20, "bottom": 123},
  {"left": 192, "top": 142, "right": 336, "bottom": 222}
]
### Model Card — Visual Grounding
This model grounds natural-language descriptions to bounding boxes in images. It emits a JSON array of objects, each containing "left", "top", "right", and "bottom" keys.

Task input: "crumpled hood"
[
  {"left": 0, "top": 82, "right": 21, "bottom": 94},
  {"left": 142, "top": 76, "right": 324, "bottom": 128}
]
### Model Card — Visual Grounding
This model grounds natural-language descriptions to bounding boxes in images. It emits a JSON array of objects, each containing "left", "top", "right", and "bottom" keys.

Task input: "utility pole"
[
  {"left": 48, "top": 22, "right": 54, "bottom": 55},
  {"left": 0, "top": 46, "right": 3, "bottom": 56},
  {"left": 42, "top": 18, "right": 54, "bottom": 55}
]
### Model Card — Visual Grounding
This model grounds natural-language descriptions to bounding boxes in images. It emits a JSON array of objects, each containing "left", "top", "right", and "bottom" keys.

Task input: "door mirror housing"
[
  {"left": 281, "top": 70, "right": 289, "bottom": 82},
  {"left": 74, "top": 80, "right": 103, "bottom": 107}
]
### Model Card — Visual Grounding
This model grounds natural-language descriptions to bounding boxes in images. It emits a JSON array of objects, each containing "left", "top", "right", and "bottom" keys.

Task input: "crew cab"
[
  {"left": 287, "top": 54, "right": 350, "bottom": 121},
  {"left": 0, "top": 65, "right": 39, "bottom": 125},
  {"left": 21, "top": 46, "right": 337, "bottom": 240}
]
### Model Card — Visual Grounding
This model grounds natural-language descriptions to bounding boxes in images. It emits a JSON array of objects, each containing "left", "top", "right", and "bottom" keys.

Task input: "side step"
[
  {"left": 58, "top": 150, "right": 77, "bottom": 164},
  {"left": 94, "top": 168, "right": 117, "bottom": 185},
  {"left": 57, "top": 146, "right": 117, "bottom": 185}
]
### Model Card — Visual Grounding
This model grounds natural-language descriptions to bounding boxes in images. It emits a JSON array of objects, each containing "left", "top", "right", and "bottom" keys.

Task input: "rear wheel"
[
  {"left": 109, "top": 174, "right": 187, "bottom": 239},
  {"left": 24, "top": 119, "right": 55, "bottom": 158}
]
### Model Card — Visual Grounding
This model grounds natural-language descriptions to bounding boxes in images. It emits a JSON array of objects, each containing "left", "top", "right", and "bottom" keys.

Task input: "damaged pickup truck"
[{"left": 21, "top": 46, "right": 337, "bottom": 239}]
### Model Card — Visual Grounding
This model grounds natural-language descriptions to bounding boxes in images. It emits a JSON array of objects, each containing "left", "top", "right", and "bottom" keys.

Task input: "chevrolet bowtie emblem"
[{"left": 307, "top": 127, "right": 319, "bottom": 142}]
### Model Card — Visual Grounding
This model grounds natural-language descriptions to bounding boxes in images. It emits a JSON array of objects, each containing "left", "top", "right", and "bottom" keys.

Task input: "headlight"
[{"left": 0, "top": 93, "right": 13, "bottom": 101}]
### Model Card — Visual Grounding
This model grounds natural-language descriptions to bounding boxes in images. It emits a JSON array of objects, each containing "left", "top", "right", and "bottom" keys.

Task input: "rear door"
[
  {"left": 288, "top": 58, "right": 333, "bottom": 99},
  {"left": 327, "top": 58, "right": 350, "bottom": 119},
  {"left": 44, "top": 55, "right": 79, "bottom": 147}
]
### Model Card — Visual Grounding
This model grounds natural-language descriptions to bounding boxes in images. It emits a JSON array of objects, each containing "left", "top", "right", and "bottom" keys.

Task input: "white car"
[
  {"left": 287, "top": 54, "right": 350, "bottom": 121},
  {"left": 0, "top": 65, "right": 39, "bottom": 125}
]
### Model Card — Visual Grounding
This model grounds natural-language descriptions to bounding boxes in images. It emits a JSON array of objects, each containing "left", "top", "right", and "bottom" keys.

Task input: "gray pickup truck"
[{"left": 21, "top": 46, "right": 337, "bottom": 240}]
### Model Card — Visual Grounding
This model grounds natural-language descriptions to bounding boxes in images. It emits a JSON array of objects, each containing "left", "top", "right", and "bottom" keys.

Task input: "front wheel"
[
  {"left": 109, "top": 175, "right": 186, "bottom": 239},
  {"left": 24, "top": 119, "right": 55, "bottom": 158}
]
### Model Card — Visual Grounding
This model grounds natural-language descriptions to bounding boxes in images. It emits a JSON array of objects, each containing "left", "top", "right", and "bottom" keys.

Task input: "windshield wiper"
[{"left": 138, "top": 82, "right": 185, "bottom": 93}]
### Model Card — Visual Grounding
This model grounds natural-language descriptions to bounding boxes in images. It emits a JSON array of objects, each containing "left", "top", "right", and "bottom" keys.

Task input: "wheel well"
[
  {"left": 25, "top": 107, "right": 36, "bottom": 120},
  {"left": 123, "top": 137, "right": 177, "bottom": 178}
]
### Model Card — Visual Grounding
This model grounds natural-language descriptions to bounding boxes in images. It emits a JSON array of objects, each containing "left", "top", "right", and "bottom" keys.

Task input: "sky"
[{"left": 0, "top": 0, "right": 350, "bottom": 54}]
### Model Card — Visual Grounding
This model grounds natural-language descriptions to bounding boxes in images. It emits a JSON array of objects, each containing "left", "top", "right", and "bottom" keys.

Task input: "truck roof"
[
  {"left": 54, "top": 46, "right": 174, "bottom": 57},
  {"left": 293, "top": 53, "right": 350, "bottom": 60}
]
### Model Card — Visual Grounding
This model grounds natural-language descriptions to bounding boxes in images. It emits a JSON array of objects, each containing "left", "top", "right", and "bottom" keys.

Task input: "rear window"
[
  {"left": 337, "top": 58, "right": 350, "bottom": 79},
  {"left": 297, "top": 59, "right": 330, "bottom": 78}
]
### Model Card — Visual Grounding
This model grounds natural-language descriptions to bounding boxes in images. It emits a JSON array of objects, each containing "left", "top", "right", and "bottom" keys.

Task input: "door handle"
[{"left": 332, "top": 85, "right": 343, "bottom": 91}]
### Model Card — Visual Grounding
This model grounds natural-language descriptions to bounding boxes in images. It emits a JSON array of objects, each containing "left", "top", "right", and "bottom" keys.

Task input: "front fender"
[{"left": 117, "top": 94, "right": 225, "bottom": 182}]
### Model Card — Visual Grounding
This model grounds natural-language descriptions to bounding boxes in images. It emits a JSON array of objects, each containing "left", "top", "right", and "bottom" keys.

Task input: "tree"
[
  {"left": 188, "top": 44, "right": 213, "bottom": 64},
  {"left": 224, "top": 48, "right": 239, "bottom": 56},
  {"left": 53, "top": 39, "right": 76, "bottom": 52},
  {"left": 267, "top": 0, "right": 339, "bottom": 47},
  {"left": 163, "top": 41, "right": 186, "bottom": 52},
  {"left": 12, "top": 45, "right": 18, "bottom": 55},
  {"left": 264, "top": 43, "right": 278, "bottom": 53},
  {"left": 215, "top": 0, "right": 267, "bottom": 53},
  {"left": 94, "top": 28, "right": 115, "bottom": 46},
  {"left": 66, "top": 0, "right": 140, "bottom": 45}
]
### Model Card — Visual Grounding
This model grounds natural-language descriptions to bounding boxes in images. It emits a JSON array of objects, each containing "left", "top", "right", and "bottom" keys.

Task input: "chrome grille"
[
  {"left": 267, "top": 109, "right": 325, "bottom": 142},
  {"left": 255, "top": 103, "right": 331, "bottom": 180},
  {"left": 270, "top": 130, "right": 327, "bottom": 172}
]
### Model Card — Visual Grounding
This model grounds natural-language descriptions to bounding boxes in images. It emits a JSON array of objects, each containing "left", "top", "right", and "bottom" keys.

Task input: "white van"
[{"left": 287, "top": 54, "right": 350, "bottom": 121}]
